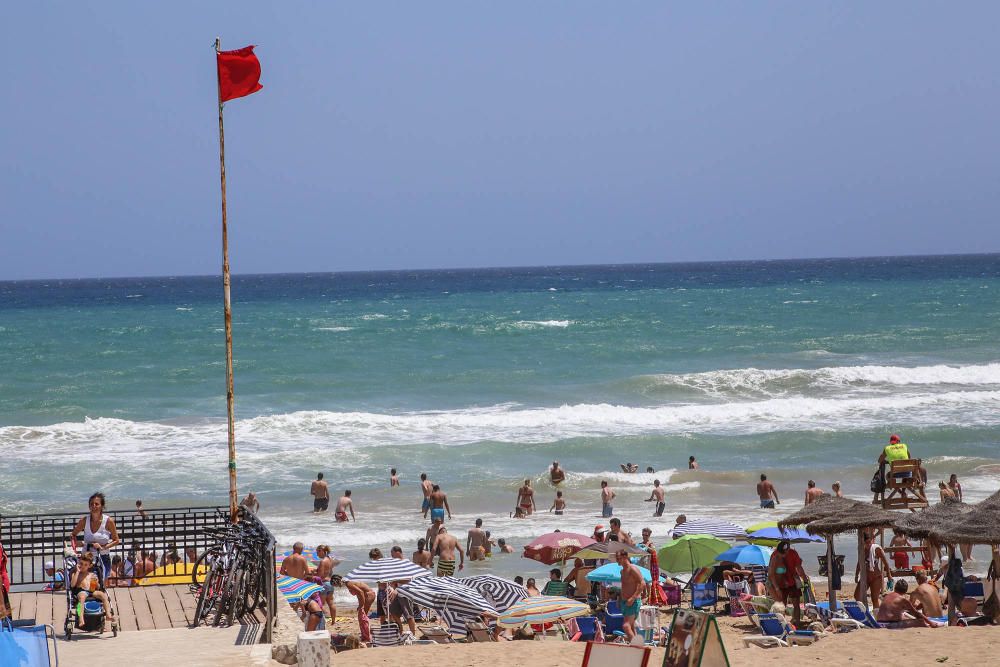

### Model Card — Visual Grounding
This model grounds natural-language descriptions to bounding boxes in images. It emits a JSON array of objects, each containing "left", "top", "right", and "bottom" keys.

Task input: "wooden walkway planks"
[{"left": 8, "top": 585, "right": 215, "bottom": 632}]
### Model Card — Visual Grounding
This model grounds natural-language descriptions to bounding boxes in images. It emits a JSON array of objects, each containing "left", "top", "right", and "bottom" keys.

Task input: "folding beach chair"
[
  {"left": 691, "top": 583, "right": 718, "bottom": 611},
  {"left": 570, "top": 616, "right": 600, "bottom": 642},
  {"left": 723, "top": 581, "right": 749, "bottom": 616},
  {"left": 840, "top": 600, "right": 882, "bottom": 629},
  {"left": 603, "top": 600, "right": 624, "bottom": 637},
  {"left": 805, "top": 601, "right": 864, "bottom": 630},
  {"left": 742, "top": 613, "right": 818, "bottom": 648},
  {"left": 465, "top": 621, "right": 494, "bottom": 642},
  {"left": 0, "top": 620, "right": 60, "bottom": 666},
  {"left": 371, "top": 623, "right": 404, "bottom": 647},
  {"left": 418, "top": 626, "right": 454, "bottom": 643}
]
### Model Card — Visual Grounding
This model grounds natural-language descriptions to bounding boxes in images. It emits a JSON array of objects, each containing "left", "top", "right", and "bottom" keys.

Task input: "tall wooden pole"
[
  {"left": 216, "top": 37, "right": 238, "bottom": 522},
  {"left": 826, "top": 535, "right": 837, "bottom": 611}
]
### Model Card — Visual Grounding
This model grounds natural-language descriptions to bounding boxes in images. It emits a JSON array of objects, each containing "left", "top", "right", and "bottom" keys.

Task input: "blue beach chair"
[
  {"left": 0, "top": 620, "right": 60, "bottom": 667},
  {"left": 692, "top": 583, "right": 718, "bottom": 611},
  {"left": 806, "top": 601, "right": 865, "bottom": 630},
  {"left": 742, "top": 613, "right": 818, "bottom": 648},
  {"left": 572, "top": 616, "right": 599, "bottom": 641},
  {"left": 840, "top": 600, "right": 882, "bottom": 628}
]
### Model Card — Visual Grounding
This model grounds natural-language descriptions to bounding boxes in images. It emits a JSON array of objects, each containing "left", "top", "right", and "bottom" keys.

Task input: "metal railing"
[
  {"left": 1, "top": 505, "right": 277, "bottom": 641},
  {"left": 1, "top": 506, "right": 231, "bottom": 588}
]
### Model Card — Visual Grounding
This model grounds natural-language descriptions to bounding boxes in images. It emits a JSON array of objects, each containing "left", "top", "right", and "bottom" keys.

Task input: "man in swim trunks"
[
  {"left": 516, "top": 479, "right": 536, "bottom": 516},
  {"left": 466, "top": 518, "right": 487, "bottom": 561},
  {"left": 877, "top": 579, "right": 937, "bottom": 628},
  {"left": 804, "top": 480, "right": 823, "bottom": 505},
  {"left": 757, "top": 474, "right": 780, "bottom": 508},
  {"left": 616, "top": 549, "right": 644, "bottom": 643},
  {"left": 311, "top": 473, "right": 330, "bottom": 513},
  {"left": 645, "top": 479, "right": 666, "bottom": 517},
  {"left": 390, "top": 468, "right": 399, "bottom": 487},
  {"left": 688, "top": 456, "right": 699, "bottom": 470},
  {"left": 426, "top": 517, "right": 444, "bottom": 555},
  {"left": 335, "top": 490, "right": 355, "bottom": 522},
  {"left": 420, "top": 473, "right": 433, "bottom": 518},
  {"left": 280, "top": 542, "right": 311, "bottom": 581},
  {"left": 433, "top": 527, "right": 464, "bottom": 576},
  {"left": 607, "top": 518, "right": 635, "bottom": 546},
  {"left": 600, "top": 480, "right": 615, "bottom": 518},
  {"left": 428, "top": 485, "right": 451, "bottom": 523},
  {"left": 549, "top": 461, "right": 566, "bottom": 485}
]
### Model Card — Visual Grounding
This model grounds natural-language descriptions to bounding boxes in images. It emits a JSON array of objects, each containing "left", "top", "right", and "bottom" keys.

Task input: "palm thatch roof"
[
  {"left": 893, "top": 497, "right": 972, "bottom": 539},
  {"left": 927, "top": 488, "right": 1000, "bottom": 545},
  {"left": 776, "top": 494, "right": 897, "bottom": 535}
]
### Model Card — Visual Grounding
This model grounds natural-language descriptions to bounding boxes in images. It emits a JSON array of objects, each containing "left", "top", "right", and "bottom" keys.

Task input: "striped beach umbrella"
[
  {"left": 496, "top": 595, "right": 590, "bottom": 628},
  {"left": 345, "top": 558, "right": 432, "bottom": 583},
  {"left": 747, "top": 526, "right": 824, "bottom": 545},
  {"left": 396, "top": 576, "right": 496, "bottom": 635},
  {"left": 460, "top": 574, "right": 529, "bottom": 612},
  {"left": 573, "top": 541, "right": 647, "bottom": 560},
  {"left": 276, "top": 574, "right": 323, "bottom": 604},
  {"left": 671, "top": 518, "right": 745, "bottom": 540}
]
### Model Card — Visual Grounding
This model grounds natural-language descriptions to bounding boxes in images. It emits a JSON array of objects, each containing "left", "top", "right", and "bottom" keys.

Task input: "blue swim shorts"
[{"left": 431, "top": 508, "right": 445, "bottom": 522}]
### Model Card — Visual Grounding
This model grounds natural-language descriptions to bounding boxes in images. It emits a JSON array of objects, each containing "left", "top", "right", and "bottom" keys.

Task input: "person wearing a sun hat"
[{"left": 44, "top": 560, "right": 65, "bottom": 591}]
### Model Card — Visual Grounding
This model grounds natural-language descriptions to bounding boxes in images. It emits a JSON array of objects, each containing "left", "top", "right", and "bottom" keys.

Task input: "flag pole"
[{"left": 215, "top": 36, "right": 239, "bottom": 522}]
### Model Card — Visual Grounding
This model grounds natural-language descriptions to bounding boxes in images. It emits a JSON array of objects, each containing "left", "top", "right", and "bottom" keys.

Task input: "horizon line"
[{"left": 3, "top": 250, "right": 998, "bottom": 284}]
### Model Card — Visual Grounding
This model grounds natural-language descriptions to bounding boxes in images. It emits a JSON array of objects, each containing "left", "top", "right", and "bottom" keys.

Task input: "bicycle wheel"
[
  {"left": 192, "top": 548, "right": 220, "bottom": 587},
  {"left": 194, "top": 560, "right": 222, "bottom": 626}
]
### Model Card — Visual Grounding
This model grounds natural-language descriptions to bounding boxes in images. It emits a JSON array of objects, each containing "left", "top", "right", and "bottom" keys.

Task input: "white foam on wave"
[
  {"left": 641, "top": 362, "right": 1000, "bottom": 398},
  {"left": 567, "top": 470, "right": 678, "bottom": 486},
  {"left": 5, "top": 390, "right": 998, "bottom": 459},
  {"left": 315, "top": 326, "right": 353, "bottom": 332},
  {"left": 512, "top": 320, "right": 572, "bottom": 329}
]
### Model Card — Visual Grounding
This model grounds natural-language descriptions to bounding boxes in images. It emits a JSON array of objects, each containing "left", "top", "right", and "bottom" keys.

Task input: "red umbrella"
[{"left": 522, "top": 532, "right": 593, "bottom": 565}]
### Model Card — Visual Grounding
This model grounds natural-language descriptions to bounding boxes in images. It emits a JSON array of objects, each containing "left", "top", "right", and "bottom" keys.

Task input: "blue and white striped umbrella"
[
  {"left": 459, "top": 574, "right": 529, "bottom": 612},
  {"left": 396, "top": 576, "right": 497, "bottom": 635},
  {"left": 345, "top": 558, "right": 432, "bottom": 583},
  {"left": 671, "top": 518, "right": 745, "bottom": 541}
]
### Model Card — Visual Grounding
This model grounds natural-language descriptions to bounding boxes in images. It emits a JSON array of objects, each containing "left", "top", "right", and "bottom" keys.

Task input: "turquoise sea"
[{"left": 2, "top": 255, "right": 999, "bottom": 581}]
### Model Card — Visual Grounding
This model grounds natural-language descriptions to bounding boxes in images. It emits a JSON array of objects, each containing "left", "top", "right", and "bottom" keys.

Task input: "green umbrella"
[{"left": 657, "top": 534, "right": 730, "bottom": 573}]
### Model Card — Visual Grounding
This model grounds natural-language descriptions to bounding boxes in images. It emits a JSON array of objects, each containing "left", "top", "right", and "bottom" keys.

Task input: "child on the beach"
[{"left": 549, "top": 491, "right": 566, "bottom": 515}]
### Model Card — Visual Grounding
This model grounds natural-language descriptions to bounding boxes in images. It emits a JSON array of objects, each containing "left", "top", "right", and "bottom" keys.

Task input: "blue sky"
[{"left": 2, "top": 2, "right": 999, "bottom": 280}]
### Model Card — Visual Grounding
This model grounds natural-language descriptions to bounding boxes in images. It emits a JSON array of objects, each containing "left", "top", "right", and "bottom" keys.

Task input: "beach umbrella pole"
[
  {"left": 856, "top": 532, "right": 868, "bottom": 606},
  {"left": 826, "top": 534, "right": 836, "bottom": 611}
]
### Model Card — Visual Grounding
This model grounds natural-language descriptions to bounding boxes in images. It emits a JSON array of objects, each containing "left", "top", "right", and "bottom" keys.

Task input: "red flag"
[{"left": 217, "top": 45, "right": 263, "bottom": 102}]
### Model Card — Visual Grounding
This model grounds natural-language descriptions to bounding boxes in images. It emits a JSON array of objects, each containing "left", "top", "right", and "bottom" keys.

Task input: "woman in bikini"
[{"left": 69, "top": 552, "right": 115, "bottom": 627}]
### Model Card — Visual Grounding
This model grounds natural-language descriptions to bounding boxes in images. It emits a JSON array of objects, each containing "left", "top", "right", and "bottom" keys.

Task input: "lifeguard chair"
[{"left": 877, "top": 459, "right": 929, "bottom": 510}]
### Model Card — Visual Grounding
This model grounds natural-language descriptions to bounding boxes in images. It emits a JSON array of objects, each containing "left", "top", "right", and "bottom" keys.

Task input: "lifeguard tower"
[{"left": 876, "top": 458, "right": 930, "bottom": 511}]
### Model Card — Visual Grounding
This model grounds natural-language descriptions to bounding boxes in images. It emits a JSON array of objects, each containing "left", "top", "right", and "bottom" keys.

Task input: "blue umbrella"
[
  {"left": 714, "top": 544, "right": 773, "bottom": 567},
  {"left": 748, "top": 526, "right": 825, "bottom": 544},
  {"left": 586, "top": 562, "right": 653, "bottom": 584}
]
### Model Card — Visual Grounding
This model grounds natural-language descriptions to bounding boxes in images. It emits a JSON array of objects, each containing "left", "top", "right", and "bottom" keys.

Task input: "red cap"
[
  {"left": 889, "top": 434, "right": 900, "bottom": 443},
  {"left": 594, "top": 524, "right": 605, "bottom": 533}
]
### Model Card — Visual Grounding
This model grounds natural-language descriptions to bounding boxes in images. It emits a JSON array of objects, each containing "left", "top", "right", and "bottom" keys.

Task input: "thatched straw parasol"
[
  {"left": 927, "top": 489, "right": 1000, "bottom": 546},
  {"left": 778, "top": 494, "right": 898, "bottom": 611},
  {"left": 894, "top": 497, "right": 972, "bottom": 540}
]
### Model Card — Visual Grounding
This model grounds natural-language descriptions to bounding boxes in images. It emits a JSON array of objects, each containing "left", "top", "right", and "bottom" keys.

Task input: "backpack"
[{"left": 870, "top": 470, "right": 885, "bottom": 494}]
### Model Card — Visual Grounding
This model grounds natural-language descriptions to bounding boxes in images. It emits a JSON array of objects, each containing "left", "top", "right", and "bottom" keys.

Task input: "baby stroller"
[{"left": 62, "top": 547, "right": 119, "bottom": 640}]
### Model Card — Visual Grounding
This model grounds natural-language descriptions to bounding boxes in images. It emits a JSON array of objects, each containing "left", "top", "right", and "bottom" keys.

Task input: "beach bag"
[{"left": 870, "top": 471, "right": 885, "bottom": 494}]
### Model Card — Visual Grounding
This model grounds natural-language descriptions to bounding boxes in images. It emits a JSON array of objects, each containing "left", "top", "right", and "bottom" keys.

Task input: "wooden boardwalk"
[{"left": 8, "top": 584, "right": 265, "bottom": 633}]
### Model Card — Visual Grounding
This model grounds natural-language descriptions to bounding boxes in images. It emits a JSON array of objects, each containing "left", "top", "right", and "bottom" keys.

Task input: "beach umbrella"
[
  {"left": 276, "top": 574, "right": 323, "bottom": 604},
  {"left": 586, "top": 562, "right": 653, "bottom": 584},
  {"left": 522, "top": 532, "right": 593, "bottom": 565},
  {"left": 396, "top": 576, "right": 496, "bottom": 635},
  {"left": 714, "top": 544, "right": 773, "bottom": 567},
  {"left": 496, "top": 595, "right": 590, "bottom": 628},
  {"left": 573, "top": 541, "right": 648, "bottom": 560},
  {"left": 747, "top": 526, "right": 825, "bottom": 545},
  {"left": 671, "top": 518, "right": 745, "bottom": 540},
  {"left": 459, "top": 574, "right": 529, "bottom": 612},
  {"left": 345, "top": 558, "right": 432, "bottom": 583},
  {"left": 745, "top": 521, "right": 778, "bottom": 534},
  {"left": 657, "top": 534, "right": 730, "bottom": 573}
]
